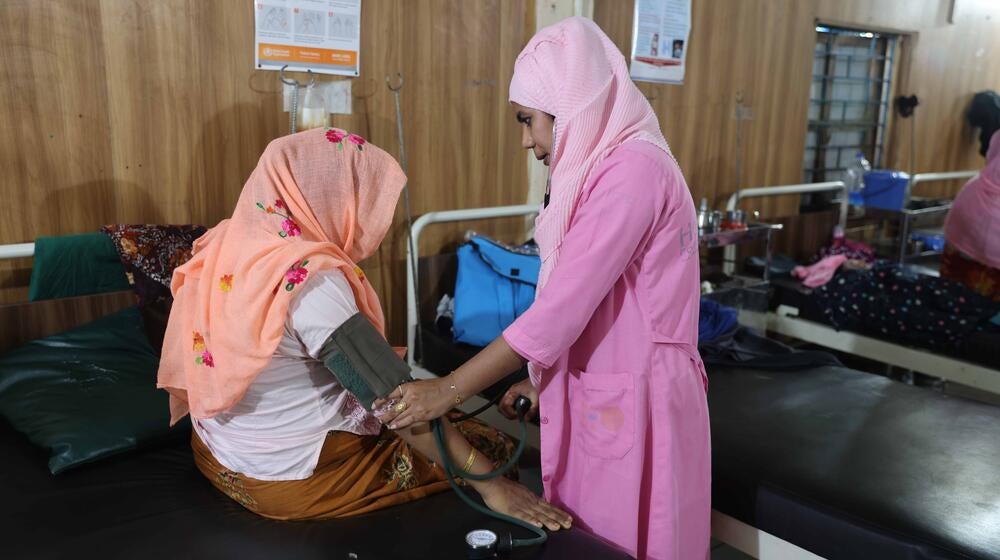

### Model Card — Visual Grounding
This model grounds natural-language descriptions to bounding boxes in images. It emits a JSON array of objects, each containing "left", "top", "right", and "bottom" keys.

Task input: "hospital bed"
[
  {"left": 0, "top": 238, "right": 626, "bottom": 560},
  {"left": 406, "top": 205, "right": 1000, "bottom": 560},
  {"left": 723, "top": 179, "right": 1000, "bottom": 395},
  {"left": 403, "top": 204, "right": 544, "bottom": 448},
  {"left": 710, "top": 362, "right": 1000, "bottom": 560},
  {"left": 0, "top": 413, "right": 624, "bottom": 559}
]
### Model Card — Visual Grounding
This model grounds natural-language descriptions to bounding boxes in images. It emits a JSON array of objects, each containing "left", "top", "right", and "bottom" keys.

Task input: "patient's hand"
[
  {"left": 374, "top": 377, "right": 454, "bottom": 429},
  {"left": 478, "top": 477, "right": 572, "bottom": 531}
]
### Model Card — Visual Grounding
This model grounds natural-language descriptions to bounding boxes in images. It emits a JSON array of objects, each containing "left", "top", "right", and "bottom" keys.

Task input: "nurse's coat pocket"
[{"left": 575, "top": 372, "right": 635, "bottom": 459}]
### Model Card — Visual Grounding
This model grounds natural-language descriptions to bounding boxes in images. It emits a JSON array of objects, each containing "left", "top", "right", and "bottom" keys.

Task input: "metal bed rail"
[
  {"left": 0, "top": 243, "right": 34, "bottom": 260},
  {"left": 3, "top": 206, "right": 539, "bottom": 367},
  {"left": 725, "top": 181, "right": 849, "bottom": 229},
  {"left": 908, "top": 170, "right": 977, "bottom": 198},
  {"left": 890, "top": 170, "right": 975, "bottom": 263},
  {"left": 722, "top": 181, "right": 847, "bottom": 274},
  {"left": 403, "top": 204, "right": 541, "bottom": 447},
  {"left": 405, "top": 204, "right": 539, "bottom": 368}
]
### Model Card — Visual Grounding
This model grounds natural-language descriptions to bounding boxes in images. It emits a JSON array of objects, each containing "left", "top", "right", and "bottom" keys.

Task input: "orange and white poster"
[
  {"left": 255, "top": 0, "right": 361, "bottom": 77},
  {"left": 629, "top": 0, "right": 690, "bottom": 84}
]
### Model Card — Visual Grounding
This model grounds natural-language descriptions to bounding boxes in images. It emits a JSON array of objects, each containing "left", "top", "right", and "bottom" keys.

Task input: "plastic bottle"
[
  {"left": 297, "top": 84, "right": 328, "bottom": 131},
  {"left": 844, "top": 151, "right": 871, "bottom": 193}
]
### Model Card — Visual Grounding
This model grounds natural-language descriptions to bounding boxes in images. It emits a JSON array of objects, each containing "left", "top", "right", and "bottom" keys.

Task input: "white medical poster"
[
  {"left": 629, "top": 0, "right": 691, "bottom": 84},
  {"left": 255, "top": 0, "right": 362, "bottom": 77}
]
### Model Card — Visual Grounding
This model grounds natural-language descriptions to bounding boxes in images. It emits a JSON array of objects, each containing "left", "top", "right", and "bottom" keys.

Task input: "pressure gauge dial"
[{"left": 466, "top": 529, "right": 498, "bottom": 558}]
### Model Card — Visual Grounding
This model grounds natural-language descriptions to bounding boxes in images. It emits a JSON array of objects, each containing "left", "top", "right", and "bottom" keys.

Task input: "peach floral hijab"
[{"left": 157, "top": 128, "right": 405, "bottom": 424}]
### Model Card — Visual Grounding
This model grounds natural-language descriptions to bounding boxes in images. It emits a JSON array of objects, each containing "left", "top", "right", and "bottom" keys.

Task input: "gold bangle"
[
  {"left": 448, "top": 373, "right": 464, "bottom": 405},
  {"left": 462, "top": 448, "right": 477, "bottom": 473}
]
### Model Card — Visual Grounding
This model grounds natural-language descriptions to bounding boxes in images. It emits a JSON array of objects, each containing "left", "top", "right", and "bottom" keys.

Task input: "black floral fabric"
[
  {"left": 816, "top": 262, "right": 1000, "bottom": 352},
  {"left": 102, "top": 225, "right": 207, "bottom": 305}
]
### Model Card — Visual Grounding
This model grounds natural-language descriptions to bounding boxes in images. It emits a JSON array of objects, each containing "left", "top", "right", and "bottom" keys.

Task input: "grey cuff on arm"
[{"left": 317, "top": 313, "right": 413, "bottom": 411}]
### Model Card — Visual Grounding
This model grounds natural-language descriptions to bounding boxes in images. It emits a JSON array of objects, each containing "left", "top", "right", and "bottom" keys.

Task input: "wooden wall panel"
[
  {"left": 594, "top": 0, "right": 817, "bottom": 219},
  {"left": 0, "top": 0, "right": 533, "bottom": 343},
  {"left": 3, "top": 0, "right": 998, "bottom": 341},
  {"left": 888, "top": 6, "right": 1000, "bottom": 198},
  {"left": 595, "top": 0, "right": 1000, "bottom": 221},
  {"left": 819, "top": 0, "right": 1000, "bottom": 199},
  {"left": 816, "top": 0, "right": 950, "bottom": 31},
  {"left": 0, "top": 1, "right": 116, "bottom": 303},
  {"left": 0, "top": 291, "right": 135, "bottom": 355},
  {"left": 96, "top": 0, "right": 285, "bottom": 227}
]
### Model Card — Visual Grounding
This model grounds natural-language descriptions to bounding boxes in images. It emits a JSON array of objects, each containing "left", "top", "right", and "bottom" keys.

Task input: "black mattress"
[
  {"left": 0, "top": 419, "right": 626, "bottom": 560},
  {"left": 710, "top": 364, "right": 1000, "bottom": 560},
  {"left": 422, "top": 321, "right": 1000, "bottom": 558},
  {"left": 770, "top": 276, "right": 1000, "bottom": 371}
]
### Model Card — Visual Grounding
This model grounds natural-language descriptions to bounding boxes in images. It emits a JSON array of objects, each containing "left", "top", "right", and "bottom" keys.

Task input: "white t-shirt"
[{"left": 193, "top": 270, "right": 382, "bottom": 481}]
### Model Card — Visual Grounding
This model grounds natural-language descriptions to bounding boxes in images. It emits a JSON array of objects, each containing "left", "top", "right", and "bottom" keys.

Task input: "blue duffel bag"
[{"left": 452, "top": 235, "right": 540, "bottom": 347}]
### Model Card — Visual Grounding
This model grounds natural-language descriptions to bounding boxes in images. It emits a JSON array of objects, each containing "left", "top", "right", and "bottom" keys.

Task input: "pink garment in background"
[
  {"left": 944, "top": 130, "right": 1000, "bottom": 269},
  {"left": 793, "top": 254, "right": 849, "bottom": 288},
  {"left": 504, "top": 141, "right": 709, "bottom": 560}
]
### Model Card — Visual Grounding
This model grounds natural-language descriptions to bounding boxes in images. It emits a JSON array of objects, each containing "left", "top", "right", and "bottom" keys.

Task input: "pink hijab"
[
  {"left": 509, "top": 16, "right": 672, "bottom": 288},
  {"left": 157, "top": 128, "right": 405, "bottom": 424},
  {"left": 944, "top": 130, "right": 1000, "bottom": 269}
]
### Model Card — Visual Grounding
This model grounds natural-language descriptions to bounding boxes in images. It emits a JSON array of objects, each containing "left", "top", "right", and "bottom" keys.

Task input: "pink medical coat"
[{"left": 504, "top": 141, "right": 710, "bottom": 559}]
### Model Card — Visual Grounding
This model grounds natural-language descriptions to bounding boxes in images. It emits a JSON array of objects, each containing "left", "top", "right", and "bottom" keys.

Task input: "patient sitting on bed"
[
  {"left": 942, "top": 91, "right": 1000, "bottom": 300},
  {"left": 154, "top": 129, "right": 571, "bottom": 531}
]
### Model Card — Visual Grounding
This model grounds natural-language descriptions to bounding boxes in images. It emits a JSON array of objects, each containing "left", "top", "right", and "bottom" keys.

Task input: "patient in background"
[
  {"left": 155, "top": 128, "right": 571, "bottom": 530},
  {"left": 942, "top": 90, "right": 1000, "bottom": 300}
]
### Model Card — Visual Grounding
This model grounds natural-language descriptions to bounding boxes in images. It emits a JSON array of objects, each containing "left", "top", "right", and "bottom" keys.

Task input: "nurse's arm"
[
  {"left": 378, "top": 153, "right": 666, "bottom": 425},
  {"left": 465, "top": 154, "right": 665, "bottom": 392}
]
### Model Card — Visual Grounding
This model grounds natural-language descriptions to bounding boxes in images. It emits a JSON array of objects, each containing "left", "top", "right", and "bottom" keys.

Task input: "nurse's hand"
[
  {"left": 374, "top": 377, "right": 454, "bottom": 429},
  {"left": 498, "top": 379, "right": 539, "bottom": 420},
  {"left": 479, "top": 477, "right": 572, "bottom": 531}
]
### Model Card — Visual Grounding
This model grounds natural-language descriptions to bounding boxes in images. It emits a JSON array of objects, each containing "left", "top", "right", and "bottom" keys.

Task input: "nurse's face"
[{"left": 513, "top": 103, "right": 555, "bottom": 166}]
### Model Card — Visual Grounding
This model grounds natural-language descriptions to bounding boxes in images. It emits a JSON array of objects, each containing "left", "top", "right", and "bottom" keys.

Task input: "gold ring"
[{"left": 394, "top": 401, "right": 408, "bottom": 413}]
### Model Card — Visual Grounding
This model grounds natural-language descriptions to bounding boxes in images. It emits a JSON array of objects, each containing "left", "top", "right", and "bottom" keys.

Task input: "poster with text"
[
  {"left": 629, "top": 0, "right": 691, "bottom": 84},
  {"left": 255, "top": 0, "right": 361, "bottom": 77}
]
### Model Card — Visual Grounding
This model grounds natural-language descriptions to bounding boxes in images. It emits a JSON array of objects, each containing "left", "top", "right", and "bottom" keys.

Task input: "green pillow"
[
  {"left": 28, "top": 232, "right": 130, "bottom": 301},
  {"left": 0, "top": 307, "right": 188, "bottom": 474}
]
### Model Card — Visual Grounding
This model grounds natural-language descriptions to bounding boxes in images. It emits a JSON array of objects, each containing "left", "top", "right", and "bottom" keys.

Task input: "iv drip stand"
[
  {"left": 280, "top": 65, "right": 317, "bottom": 134},
  {"left": 386, "top": 72, "right": 423, "bottom": 361}
]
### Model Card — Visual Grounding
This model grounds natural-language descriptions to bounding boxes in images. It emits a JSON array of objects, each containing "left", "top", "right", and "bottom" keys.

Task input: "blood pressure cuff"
[{"left": 318, "top": 313, "right": 413, "bottom": 411}]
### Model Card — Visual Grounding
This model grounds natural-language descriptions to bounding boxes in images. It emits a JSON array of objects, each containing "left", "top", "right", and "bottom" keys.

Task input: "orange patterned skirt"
[
  {"left": 940, "top": 244, "right": 1000, "bottom": 301},
  {"left": 191, "top": 415, "right": 516, "bottom": 520}
]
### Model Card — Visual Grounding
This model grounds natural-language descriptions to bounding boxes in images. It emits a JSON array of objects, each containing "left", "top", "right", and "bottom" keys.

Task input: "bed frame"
[
  {"left": 724, "top": 175, "right": 1000, "bottom": 396},
  {"left": 722, "top": 180, "right": 848, "bottom": 276},
  {"left": 767, "top": 305, "right": 1000, "bottom": 395},
  {"left": 0, "top": 237, "right": 621, "bottom": 560},
  {"left": 403, "top": 205, "right": 542, "bottom": 448},
  {"left": 402, "top": 204, "right": 826, "bottom": 560}
]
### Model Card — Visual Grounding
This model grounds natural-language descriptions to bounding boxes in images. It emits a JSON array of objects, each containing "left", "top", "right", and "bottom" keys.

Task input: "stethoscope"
[
  {"left": 431, "top": 394, "right": 546, "bottom": 558},
  {"left": 435, "top": 168, "right": 552, "bottom": 559}
]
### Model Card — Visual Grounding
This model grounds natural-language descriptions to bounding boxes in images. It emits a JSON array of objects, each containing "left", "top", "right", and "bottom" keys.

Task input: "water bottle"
[{"left": 845, "top": 151, "right": 871, "bottom": 193}]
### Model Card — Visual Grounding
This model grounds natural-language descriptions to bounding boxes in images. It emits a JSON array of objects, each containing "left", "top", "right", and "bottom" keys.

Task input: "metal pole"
[
  {"left": 280, "top": 66, "right": 316, "bottom": 134},
  {"left": 387, "top": 72, "right": 422, "bottom": 360}
]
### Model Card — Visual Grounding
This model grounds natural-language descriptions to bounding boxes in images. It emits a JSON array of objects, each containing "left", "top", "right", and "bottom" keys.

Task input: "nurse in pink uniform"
[{"left": 378, "top": 17, "right": 710, "bottom": 559}]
